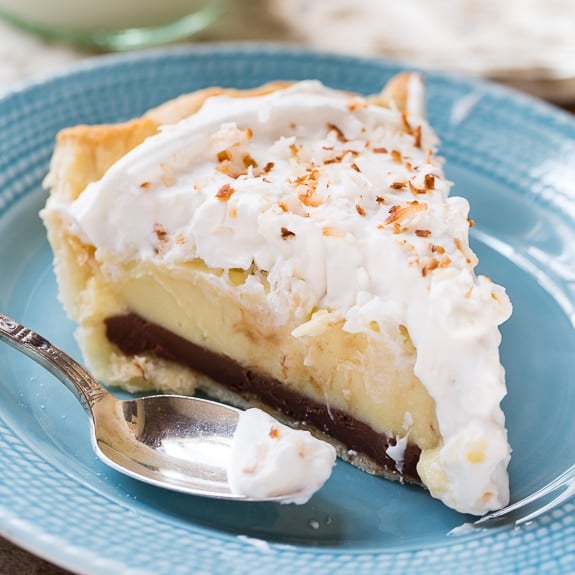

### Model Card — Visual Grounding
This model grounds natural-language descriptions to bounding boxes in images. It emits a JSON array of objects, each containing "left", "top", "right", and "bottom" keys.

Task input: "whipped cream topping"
[
  {"left": 53, "top": 80, "right": 512, "bottom": 514},
  {"left": 228, "top": 408, "right": 336, "bottom": 504}
]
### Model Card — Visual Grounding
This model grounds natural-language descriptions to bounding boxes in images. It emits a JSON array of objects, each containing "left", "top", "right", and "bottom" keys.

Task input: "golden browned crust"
[
  {"left": 369, "top": 71, "right": 418, "bottom": 112},
  {"left": 44, "top": 118, "right": 158, "bottom": 202}
]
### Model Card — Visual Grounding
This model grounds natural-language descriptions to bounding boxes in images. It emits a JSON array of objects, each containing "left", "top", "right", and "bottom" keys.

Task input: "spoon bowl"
[
  {"left": 0, "top": 312, "right": 283, "bottom": 501},
  {"left": 92, "top": 392, "right": 243, "bottom": 498}
]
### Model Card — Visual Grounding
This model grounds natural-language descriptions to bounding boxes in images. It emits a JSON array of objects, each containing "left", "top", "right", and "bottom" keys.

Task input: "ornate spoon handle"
[{"left": 0, "top": 312, "right": 107, "bottom": 411}]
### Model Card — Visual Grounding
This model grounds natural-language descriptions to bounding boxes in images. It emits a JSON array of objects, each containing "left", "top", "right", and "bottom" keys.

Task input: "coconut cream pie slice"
[{"left": 42, "top": 75, "right": 512, "bottom": 515}]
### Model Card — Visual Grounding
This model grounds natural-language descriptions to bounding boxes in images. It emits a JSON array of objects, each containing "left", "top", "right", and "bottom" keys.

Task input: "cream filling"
[{"left": 110, "top": 258, "right": 440, "bottom": 449}]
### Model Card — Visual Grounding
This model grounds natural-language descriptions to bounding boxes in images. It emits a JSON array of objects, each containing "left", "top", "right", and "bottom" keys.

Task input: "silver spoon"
[{"left": 0, "top": 312, "right": 287, "bottom": 501}]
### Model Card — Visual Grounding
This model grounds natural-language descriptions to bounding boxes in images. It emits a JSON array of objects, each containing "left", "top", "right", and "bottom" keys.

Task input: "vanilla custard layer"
[{"left": 79, "top": 253, "right": 440, "bottom": 451}]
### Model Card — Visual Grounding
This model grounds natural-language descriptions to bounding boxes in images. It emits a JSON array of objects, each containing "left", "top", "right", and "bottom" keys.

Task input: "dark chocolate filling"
[{"left": 105, "top": 313, "right": 422, "bottom": 483}]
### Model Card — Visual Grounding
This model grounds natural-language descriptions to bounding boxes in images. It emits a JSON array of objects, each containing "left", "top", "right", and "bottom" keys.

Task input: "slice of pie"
[{"left": 41, "top": 74, "right": 512, "bottom": 515}]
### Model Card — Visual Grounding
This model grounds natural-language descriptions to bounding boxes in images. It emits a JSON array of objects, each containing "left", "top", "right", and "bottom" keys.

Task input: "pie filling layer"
[{"left": 105, "top": 312, "right": 422, "bottom": 483}]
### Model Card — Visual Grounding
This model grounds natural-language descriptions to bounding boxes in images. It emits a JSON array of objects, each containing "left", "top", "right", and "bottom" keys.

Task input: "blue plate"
[{"left": 1, "top": 44, "right": 575, "bottom": 574}]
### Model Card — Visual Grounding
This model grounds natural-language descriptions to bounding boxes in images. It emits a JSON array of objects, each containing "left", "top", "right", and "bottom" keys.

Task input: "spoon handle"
[{"left": 0, "top": 312, "right": 107, "bottom": 411}]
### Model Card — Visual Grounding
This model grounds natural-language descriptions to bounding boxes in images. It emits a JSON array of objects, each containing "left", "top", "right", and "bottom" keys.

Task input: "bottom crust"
[{"left": 105, "top": 312, "right": 423, "bottom": 485}]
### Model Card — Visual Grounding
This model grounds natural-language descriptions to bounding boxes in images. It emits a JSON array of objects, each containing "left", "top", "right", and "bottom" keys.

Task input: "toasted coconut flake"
[
  {"left": 454, "top": 237, "right": 474, "bottom": 265},
  {"left": 281, "top": 227, "right": 296, "bottom": 239},
  {"left": 160, "top": 163, "right": 176, "bottom": 187},
  {"left": 409, "top": 180, "right": 427, "bottom": 195},
  {"left": 415, "top": 229, "right": 432, "bottom": 238},
  {"left": 424, "top": 173, "right": 436, "bottom": 190},
  {"left": 215, "top": 183, "right": 235, "bottom": 201},
  {"left": 413, "top": 125, "right": 422, "bottom": 148},
  {"left": 242, "top": 153, "right": 258, "bottom": 169},
  {"left": 401, "top": 111, "right": 413, "bottom": 134},
  {"left": 298, "top": 189, "right": 322, "bottom": 207},
  {"left": 384, "top": 200, "right": 427, "bottom": 225},
  {"left": 217, "top": 149, "right": 231, "bottom": 162},
  {"left": 356, "top": 204, "right": 366, "bottom": 216},
  {"left": 295, "top": 169, "right": 322, "bottom": 207},
  {"left": 347, "top": 98, "right": 366, "bottom": 111},
  {"left": 439, "top": 255, "right": 452, "bottom": 268},
  {"left": 327, "top": 123, "right": 347, "bottom": 143},
  {"left": 324, "top": 151, "right": 348, "bottom": 165},
  {"left": 152, "top": 222, "right": 169, "bottom": 254},
  {"left": 322, "top": 226, "right": 346, "bottom": 237},
  {"left": 422, "top": 258, "right": 439, "bottom": 277},
  {"left": 153, "top": 222, "right": 168, "bottom": 241},
  {"left": 216, "top": 159, "right": 233, "bottom": 177}
]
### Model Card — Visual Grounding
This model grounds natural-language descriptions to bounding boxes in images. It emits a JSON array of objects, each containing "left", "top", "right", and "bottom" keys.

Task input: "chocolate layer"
[{"left": 105, "top": 313, "right": 422, "bottom": 483}]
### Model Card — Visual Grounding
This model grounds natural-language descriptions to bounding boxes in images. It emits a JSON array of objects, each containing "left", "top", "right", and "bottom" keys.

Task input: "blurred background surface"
[{"left": 1, "top": 0, "right": 575, "bottom": 102}]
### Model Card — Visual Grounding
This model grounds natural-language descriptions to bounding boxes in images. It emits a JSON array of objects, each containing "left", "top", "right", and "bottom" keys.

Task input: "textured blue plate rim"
[
  {"left": 1, "top": 43, "right": 575, "bottom": 575},
  {"left": 5, "top": 41, "right": 575, "bottom": 128}
]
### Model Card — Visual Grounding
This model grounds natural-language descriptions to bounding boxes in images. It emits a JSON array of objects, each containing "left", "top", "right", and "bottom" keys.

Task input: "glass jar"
[{"left": 0, "top": 0, "right": 228, "bottom": 50}]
